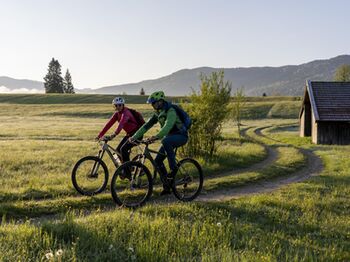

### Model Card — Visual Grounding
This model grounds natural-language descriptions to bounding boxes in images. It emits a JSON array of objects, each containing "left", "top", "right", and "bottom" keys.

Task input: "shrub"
[{"left": 181, "top": 71, "right": 231, "bottom": 158}]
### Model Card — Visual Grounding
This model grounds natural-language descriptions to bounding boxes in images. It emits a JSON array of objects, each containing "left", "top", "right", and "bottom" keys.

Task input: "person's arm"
[
  {"left": 155, "top": 108, "right": 177, "bottom": 139},
  {"left": 97, "top": 112, "right": 118, "bottom": 138},
  {"left": 132, "top": 114, "right": 158, "bottom": 140}
]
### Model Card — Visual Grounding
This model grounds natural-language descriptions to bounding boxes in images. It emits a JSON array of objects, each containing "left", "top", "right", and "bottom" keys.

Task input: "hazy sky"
[{"left": 0, "top": 0, "right": 349, "bottom": 89}]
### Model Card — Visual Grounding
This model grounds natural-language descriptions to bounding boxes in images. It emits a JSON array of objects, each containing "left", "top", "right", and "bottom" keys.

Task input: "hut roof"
[{"left": 300, "top": 81, "right": 350, "bottom": 121}]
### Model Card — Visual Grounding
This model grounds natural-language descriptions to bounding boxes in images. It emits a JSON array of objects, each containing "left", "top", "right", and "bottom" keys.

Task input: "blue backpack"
[{"left": 168, "top": 103, "right": 192, "bottom": 131}]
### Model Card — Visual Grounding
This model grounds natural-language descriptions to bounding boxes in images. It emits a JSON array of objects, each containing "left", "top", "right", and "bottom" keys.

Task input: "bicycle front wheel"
[
  {"left": 131, "top": 154, "right": 158, "bottom": 181},
  {"left": 172, "top": 158, "right": 203, "bottom": 202},
  {"left": 111, "top": 161, "right": 153, "bottom": 208},
  {"left": 71, "top": 156, "right": 109, "bottom": 196}
]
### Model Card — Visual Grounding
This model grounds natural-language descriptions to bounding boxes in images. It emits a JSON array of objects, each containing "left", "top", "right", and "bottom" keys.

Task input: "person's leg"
[
  {"left": 155, "top": 134, "right": 188, "bottom": 195},
  {"left": 154, "top": 146, "right": 168, "bottom": 176},
  {"left": 154, "top": 145, "right": 171, "bottom": 194},
  {"left": 115, "top": 136, "right": 132, "bottom": 179},
  {"left": 116, "top": 136, "right": 129, "bottom": 162},
  {"left": 161, "top": 134, "right": 188, "bottom": 175},
  {"left": 119, "top": 136, "right": 134, "bottom": 163}
]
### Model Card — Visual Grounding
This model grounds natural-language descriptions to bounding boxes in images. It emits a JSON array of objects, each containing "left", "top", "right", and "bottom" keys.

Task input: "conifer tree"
[
  {"left": 64, "top": 69, "right": 75, "bottom": 94},
  {"left": 44, "top": 58, "right": 64, "bottom": 93}
]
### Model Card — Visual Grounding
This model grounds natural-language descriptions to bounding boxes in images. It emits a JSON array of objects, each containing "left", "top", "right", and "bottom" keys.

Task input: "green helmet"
[{"left": 147, "top": 91, "right": 165, "bottom": 103}]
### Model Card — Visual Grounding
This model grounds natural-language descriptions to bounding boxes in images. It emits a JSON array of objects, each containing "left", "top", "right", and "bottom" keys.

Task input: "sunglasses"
[{"left": 114, "top": 104, "right": 124, "bottom": 108}]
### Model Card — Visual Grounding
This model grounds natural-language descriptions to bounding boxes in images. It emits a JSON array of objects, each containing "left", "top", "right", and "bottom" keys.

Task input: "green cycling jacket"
[{"left": 132, "top": 102, "right": 183, "bottom": 140}]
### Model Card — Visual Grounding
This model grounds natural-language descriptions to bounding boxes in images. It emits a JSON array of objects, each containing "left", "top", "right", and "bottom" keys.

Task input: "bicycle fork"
[{"left": 89, "top": 150, "right": 104, "bottom": 177}]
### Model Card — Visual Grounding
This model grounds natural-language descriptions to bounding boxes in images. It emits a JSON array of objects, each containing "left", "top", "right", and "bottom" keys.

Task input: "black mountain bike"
[
  {"left": 71, "top": 138, "right": 122, "bottom": 196},
  {"left": 110, "top": 139, "right": 204, "bottom": 208}
]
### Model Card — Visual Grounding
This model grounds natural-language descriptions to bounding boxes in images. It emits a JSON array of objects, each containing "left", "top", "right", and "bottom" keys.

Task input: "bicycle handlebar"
[
  {"left": 97, "top": 137, "right": 156, "bottom": 146},
  {"left": 97, "top": 138, "right": 110, "bottom": 146},
  {"left": 132, "top": 138, "right": 157, "bottom": 145}
]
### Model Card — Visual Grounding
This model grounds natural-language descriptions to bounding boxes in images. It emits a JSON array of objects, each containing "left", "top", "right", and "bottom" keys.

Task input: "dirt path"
[
  {"left": 205, "top": 143, "right": 278, "bottom": 180},
  {"left": 197, "top": 126, "right": 323, "bottom": 202},
  {"left": 192, "top": 127, "right": 279, "bottom": 182},
  {"left": 8, "top": 124, "right": 323, "bottom": 224}
]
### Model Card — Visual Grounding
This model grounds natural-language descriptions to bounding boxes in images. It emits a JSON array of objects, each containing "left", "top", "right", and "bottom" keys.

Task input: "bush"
[{"left": 181, "top": 71, "right": 231, "bottom": 158}]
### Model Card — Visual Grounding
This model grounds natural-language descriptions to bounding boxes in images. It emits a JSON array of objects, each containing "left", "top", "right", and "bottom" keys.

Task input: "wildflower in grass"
[
  {"left": 109, "top": 244, "right": 114, "bottom": 250},
  {"left": 217, "top": 222, "right": 222, "bottom": 227},
  {"left": 45, "top": 252, "right": 54, "bottom": 260},
  {"left": 56, "top": 249, "right": 63, "bottom": 256},
  {"left": 128, "top": 247, "right": 134, "bottom": 253}
]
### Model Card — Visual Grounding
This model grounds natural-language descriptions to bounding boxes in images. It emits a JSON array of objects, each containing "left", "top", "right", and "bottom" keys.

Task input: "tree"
[
  {"left": 182, "top": 70, "right": 231, "bottom": 157},
  {"left": 140, "top": 88, "right": 145, "bottom": 95},
  {"left": 44, "top": 58, "right": 65, "bottom": 93},
  {"left": 231, "top": 87, "right": 245, "bottom": 137},
  {"left": 262, "top": 92, "right": 267, "bottom": 97},
  {"left": 63, "top": 69, "right": 75, "bottom": 94},
  {"left": 334, "top": 64, "right": 350, "bottom": 81}
]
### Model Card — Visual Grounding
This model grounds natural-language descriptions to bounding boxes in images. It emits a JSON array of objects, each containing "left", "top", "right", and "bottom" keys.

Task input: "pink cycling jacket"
[{"left": 98, "top": 107, "right": 139, "bottom": 138}]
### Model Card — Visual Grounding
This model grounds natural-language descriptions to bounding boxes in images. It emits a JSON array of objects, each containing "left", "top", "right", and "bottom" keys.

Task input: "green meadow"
[{"left": 0, "top": 94, "right": 348, "bottom": 261}]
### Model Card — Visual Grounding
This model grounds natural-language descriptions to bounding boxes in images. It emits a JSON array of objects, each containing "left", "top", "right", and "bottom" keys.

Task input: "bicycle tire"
[
  {"left": 172, "top": 158, "right": 203, "bottom": 202},
  {"left": 71, "top": 156, "right": 109, "bottom": 196},
  {"left": 110, "top": 161, "right": 153, "bottom": 208}
]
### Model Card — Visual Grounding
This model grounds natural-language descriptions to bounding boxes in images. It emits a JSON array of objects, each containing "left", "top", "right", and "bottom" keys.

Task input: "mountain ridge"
[
  {"left": 1, "top": 55, "right": 349, "bottom": 96},
  {"left": 95, "top": 54, "right": 350, "bottom": 96},
  {"left": 0, "top": 76, "right": 44, "bottom": 92}
]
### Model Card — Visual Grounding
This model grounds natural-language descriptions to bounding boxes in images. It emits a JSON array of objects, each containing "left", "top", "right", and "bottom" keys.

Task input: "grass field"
[
  {"left": 0, "top": 96, "right": 349, "bottom": 261},
  {"left": 0, "top": 94, "right": 301, "bottom": 104}
]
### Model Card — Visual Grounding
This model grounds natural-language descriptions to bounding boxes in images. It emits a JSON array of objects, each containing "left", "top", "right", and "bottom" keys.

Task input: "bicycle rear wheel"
[
  {"left": 110, "top": 161, "right": 153, "bottom": 208},
  {"left": 172, "top": 158, "right": 203, "bottom": 202},
  {"left": 71, "top": 156, "right": 109, "bottom": 196}
]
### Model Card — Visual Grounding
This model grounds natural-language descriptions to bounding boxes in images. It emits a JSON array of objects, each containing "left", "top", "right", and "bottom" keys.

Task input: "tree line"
[{"left": 44, "top": 58, "right": 75, "bottom": 94}]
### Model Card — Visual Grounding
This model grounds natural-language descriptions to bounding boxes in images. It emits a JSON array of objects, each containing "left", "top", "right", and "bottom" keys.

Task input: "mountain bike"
[
  {"left": 110, "top": 139, "right": 204, "bottom": 208},
  {"left": 71, "top": 137, "right": 123, "bottom": 196}
]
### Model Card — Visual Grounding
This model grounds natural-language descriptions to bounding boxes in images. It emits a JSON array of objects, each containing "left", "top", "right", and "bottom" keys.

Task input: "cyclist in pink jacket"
[{"left": 95, "top": 97, "right": 143, "bottom": 164}]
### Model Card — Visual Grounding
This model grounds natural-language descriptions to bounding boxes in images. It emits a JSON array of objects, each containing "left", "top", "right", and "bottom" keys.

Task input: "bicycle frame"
[
  {"left": 134, "top": 141, "right": 178, "bottom": 175},
  {"left": 97, "top": 140, "right": 122, "bottom": 167},
  {"left": 109, "top": 139, "right": 203, "bottom": 206},
  {"left": 89, "top": 140, "right": 123, "bottom": 177}
]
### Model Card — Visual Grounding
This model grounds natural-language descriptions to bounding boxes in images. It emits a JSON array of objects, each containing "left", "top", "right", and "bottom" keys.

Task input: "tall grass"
[
  {"left": 0, "top": 104, "right": 348, "bottom": 261},
  {"left": 2, "top": 142, "right": 349, "bottom": 261}
]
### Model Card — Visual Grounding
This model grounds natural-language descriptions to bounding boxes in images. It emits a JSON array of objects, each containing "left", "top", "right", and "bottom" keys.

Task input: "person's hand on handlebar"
[
  {"left": 128, "top": 137, "right": 137, "bottom": 143},
  {"left": 146, "top": 136, "right": 158, "bottom": 143},
  {"left": 102, "top": 133, "right": 116, "bottom": 141}
]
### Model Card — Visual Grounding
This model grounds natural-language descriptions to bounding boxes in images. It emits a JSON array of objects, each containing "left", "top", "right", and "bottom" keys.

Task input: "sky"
[{"left": 0, "top": 0, "right": 349, "bottom": 89}]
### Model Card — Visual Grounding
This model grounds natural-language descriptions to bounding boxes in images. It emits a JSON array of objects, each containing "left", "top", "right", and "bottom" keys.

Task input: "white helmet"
[{"left": 112, "top": 97, "right": 125, "bottom": 105}]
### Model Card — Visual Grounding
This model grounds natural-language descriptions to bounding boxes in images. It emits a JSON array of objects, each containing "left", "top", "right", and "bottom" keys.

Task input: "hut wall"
[
  {"left": 312, "top": 111, "right": 318, "bottom": 144},
  {"left": 300, "top": 110, "right": 306, "bottom": 137},
  {"left": 317, "top": 122, "right": 350, "bottom": 145},
  {"left": 300, "top": 103, "right": 311, "bottom": 137}
]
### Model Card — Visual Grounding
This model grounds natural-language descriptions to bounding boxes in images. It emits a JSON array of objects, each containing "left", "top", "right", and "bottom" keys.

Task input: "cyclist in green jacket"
[{"left": 129, "top": 91, "right": 188, "bottom": 195}]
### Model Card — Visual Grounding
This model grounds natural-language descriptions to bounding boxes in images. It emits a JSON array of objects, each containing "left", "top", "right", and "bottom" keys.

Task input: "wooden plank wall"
[{"left": 317, "top": 122, "right": 350, "bottom": 144}]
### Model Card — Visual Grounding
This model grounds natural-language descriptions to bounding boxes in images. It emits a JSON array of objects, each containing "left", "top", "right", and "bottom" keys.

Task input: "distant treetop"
[{"left": 334, "top": 64, "right": 350, "bottom": 81}]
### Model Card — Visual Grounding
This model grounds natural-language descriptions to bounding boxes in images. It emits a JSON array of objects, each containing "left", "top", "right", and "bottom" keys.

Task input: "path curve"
[{"left": 197, "top": 126, "right": 323, "bottom": 202}]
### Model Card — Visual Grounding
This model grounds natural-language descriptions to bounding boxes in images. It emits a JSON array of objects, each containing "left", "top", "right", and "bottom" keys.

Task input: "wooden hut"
[{"left": 299, "top": 81, "right": 350, "bottom": 144}]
